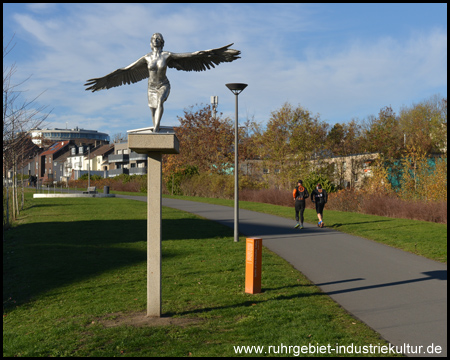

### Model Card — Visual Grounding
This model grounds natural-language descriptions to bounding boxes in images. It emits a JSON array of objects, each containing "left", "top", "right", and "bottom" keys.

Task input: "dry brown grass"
[
  {"left": 69, "top": 177, "right": 446, "bottom": 224},
  {"left": 326, "top": 189, "right": 447, "bottom": 224},
  {"left": 361, "top": 195, "right": 447, "bottom": 224},
  {"left": 240, "top": 188, "right": 446, "bottom": 224}
]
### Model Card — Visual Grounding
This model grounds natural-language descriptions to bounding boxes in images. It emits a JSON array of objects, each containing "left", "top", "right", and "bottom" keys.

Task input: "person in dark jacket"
[
  {"left": 311, "top": 183, "right": 327, "bottom": 227},
  {"left": 293, "top": 180, "right": 309, "bottom": 229}
]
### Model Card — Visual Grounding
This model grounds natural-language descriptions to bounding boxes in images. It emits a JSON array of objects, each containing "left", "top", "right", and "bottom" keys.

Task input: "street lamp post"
[
  {"left": 226, "top": 83, "right": 247, "bottom": 242},
  {"left": 88, "top": 146, "right": 90, "bottom": 189}
]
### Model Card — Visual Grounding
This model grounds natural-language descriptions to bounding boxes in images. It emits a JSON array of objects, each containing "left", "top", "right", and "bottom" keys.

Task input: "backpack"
[
  {"left": 293, "top": 185, "right": 306, "bottom": 200},
  {"left": 314, "top": 188, "right": 327, "bottom": 204}
]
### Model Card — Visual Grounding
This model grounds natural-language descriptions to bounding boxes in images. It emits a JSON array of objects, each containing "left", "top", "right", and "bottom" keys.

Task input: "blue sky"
[{"left": 3, "top": 3, "right": 447, "bottom": 139}]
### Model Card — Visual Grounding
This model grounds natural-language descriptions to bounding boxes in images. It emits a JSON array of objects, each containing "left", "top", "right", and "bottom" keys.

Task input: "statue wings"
[
  {"left": 84, "top": 43, "right": 240, "bottom": 92},
  {"left": 167, "top": 43, "right": 240, "bottom": 72}
]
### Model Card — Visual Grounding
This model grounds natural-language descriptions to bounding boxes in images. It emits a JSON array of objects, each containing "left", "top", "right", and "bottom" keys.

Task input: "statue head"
[{"left": 151, "top": 33, "right": 165, "bottom": 49}]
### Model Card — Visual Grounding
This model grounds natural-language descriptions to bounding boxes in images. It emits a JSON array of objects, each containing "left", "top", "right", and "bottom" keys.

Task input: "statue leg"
[
  {"left": 148, "top": 83, "right": 169, "bottom": 132},
  {"left": 153, "top": 102, "right": 164, "bottom": 133},
  {"left": 150, "top": 107, "right": 156, "bottom": 128}
]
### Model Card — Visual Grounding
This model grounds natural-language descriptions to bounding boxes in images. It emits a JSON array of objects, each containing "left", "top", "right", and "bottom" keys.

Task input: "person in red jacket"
[
  {"left": 311, "top": 183, "right": 328, "bottom": 227},
  {"left": 293, "top": 180, "right": 309, "bottom": 229}
]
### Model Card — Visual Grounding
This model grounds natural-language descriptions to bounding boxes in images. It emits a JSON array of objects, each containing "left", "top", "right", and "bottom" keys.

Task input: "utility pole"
[{"left": 211, "top": 96, "right": 218, "bottom": 118}]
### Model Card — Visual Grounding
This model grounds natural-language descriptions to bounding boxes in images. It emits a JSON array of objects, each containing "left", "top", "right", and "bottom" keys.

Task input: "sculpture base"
[
  {"left": 128, "top": 133, "right": 180, "bottom": 317},
  {"left": 128, "top": 133, "right": 179, "bottom": 155},
  {"left": 127, "top": 126, "right": 175, "bottom": 134}
]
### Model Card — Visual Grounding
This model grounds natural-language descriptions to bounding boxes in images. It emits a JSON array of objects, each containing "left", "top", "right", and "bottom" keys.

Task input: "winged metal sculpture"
[{"left": 85, "top": 33, "right": 241, "bottom": 132}]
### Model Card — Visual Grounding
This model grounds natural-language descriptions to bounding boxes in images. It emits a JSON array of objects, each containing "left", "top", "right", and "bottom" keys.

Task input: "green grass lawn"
[
  {"left": 3, "top": 193, "right": 401, "bottom": 357},
  {"left": 163, "top": 195, "right": 447, "bottom": 263}
]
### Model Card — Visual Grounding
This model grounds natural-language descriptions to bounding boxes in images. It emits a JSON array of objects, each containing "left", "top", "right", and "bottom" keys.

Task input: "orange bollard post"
[{"left": 245, "top": 238, "right": 262, "bottom": 294}]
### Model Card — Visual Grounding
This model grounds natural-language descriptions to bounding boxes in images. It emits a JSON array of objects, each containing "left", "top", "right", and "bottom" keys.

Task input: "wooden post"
[{"left": 245, "top": 238, "right": 262, "bottom": 294}]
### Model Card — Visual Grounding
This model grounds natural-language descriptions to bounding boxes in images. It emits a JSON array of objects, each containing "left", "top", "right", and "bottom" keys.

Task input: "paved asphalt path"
[{"left": 118, "top": 195, "right": 447, "bottom": 357}]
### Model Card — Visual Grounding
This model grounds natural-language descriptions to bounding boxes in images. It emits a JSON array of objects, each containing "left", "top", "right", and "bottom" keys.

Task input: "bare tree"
[
  {"left": 111, "top": 132, "right": 128, "bottom": 144},
  {"left": 3, "top": 35, "right": 51, "bottom": 229}
]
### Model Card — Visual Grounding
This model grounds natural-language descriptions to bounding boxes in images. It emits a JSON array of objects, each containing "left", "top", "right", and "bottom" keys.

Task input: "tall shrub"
[{"left": 302, "top": 173, "right": 336, "bottom": 194}]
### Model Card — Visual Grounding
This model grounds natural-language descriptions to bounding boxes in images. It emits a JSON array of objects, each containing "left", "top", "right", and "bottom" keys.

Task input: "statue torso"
[{"left": 146, "top": 51, "right": 170, "bottom": 86}]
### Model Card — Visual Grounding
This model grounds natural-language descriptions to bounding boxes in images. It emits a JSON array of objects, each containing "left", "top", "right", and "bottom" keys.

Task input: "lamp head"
[{"left": 226, "top": 83, "right": 247, "bottom": 95}]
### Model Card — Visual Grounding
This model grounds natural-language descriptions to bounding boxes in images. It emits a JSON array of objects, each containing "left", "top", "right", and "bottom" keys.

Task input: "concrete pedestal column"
[
  {"left": 146, "top": 152, "right": 162, "bottom": 317},
  {"left": 128, "top": 133, "right": 179, "bottom": 317}
]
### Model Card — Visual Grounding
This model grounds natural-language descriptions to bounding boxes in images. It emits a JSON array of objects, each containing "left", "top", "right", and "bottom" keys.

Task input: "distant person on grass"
[
  {"left": 293, "top": 180, "right": 309, "bottom": 229},
  {"left": 311, "top": 183, "right": 327, "bottom": 228}
]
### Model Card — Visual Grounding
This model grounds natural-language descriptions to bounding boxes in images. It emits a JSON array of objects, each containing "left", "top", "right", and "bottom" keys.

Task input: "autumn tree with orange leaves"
[
  {"left": 162, "top": 105, "right": 235, "bottom": 190},
  {"left": 257, "top": 102, "right": 328, "bottom": 190}
]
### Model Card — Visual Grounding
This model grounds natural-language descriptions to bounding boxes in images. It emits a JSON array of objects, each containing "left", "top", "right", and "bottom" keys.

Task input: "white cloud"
[
  {"left": 242, "top": 28, "right": 448, "bottom": 123},
  {"left": 4, "top": 3, "right": 447, "bottom": 136}
]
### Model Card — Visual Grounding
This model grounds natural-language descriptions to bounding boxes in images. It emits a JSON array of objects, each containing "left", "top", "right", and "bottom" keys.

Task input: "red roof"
[{"left": 40, "top": 141, "right": 70, "bottom": 156}]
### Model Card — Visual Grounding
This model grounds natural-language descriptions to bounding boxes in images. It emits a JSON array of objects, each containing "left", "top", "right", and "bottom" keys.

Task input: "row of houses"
[
  {"left": 9, "top": 139, "right": 379, "bottom": 190},
  {"left": 7, "top": 127, "right": 379, "bottom": 189},
  {"left": 10, "top": 138, "right": 148, "bottom": 185}
]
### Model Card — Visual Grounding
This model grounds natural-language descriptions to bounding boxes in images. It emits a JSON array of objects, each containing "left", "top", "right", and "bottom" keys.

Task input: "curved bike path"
[{"left": 118, "top": 195, "right": 447, "bottom": 357}]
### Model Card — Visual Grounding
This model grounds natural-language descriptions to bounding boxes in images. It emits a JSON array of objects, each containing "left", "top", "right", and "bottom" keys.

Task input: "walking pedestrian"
[
  {"left": 311, "top": 183, "right": 327, "bottom": 227},
  {"left": 293, "top": 180, "right": 309, "bottom": 229}
]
